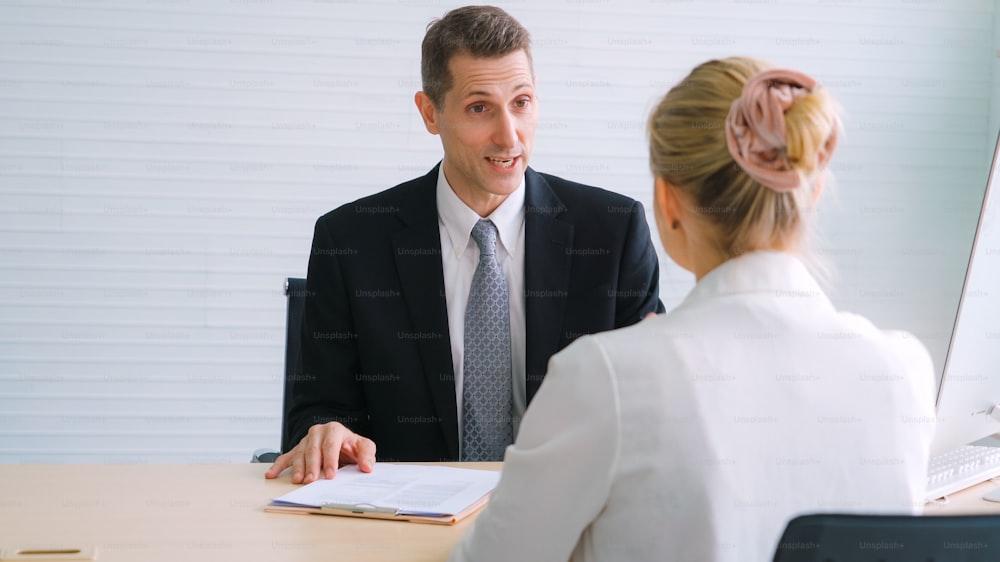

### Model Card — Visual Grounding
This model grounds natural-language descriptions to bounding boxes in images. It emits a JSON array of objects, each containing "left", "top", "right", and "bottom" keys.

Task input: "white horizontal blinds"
[
  {"left": 519, "top": 1, "right": 997, "bottom": 376},
  {"left": 0, "top": 0, "right": 994, "bottom": 463}
]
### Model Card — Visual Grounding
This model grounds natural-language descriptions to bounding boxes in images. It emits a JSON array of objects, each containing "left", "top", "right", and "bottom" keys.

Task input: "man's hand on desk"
[{"left": 264, "top": 421, "right": 377, "bottom": 484}]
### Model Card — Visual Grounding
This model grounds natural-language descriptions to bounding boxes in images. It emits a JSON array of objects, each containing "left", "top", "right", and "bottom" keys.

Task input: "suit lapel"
[
  {"left": 392, "top": 165, "right": 459, "bottom": 459},
  {"left": 524, "top": 168, "right": 573, "bottom": 402}
]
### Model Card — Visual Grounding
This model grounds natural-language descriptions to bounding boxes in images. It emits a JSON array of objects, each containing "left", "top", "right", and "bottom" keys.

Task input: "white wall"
[{"left": 1, "top": 0, "right": 997, "bottom": 463}]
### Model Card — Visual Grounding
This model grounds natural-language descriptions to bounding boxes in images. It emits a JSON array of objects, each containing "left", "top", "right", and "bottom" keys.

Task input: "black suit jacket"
[{"left": 288, "top": 165, "right": 664, "bottom": 461}]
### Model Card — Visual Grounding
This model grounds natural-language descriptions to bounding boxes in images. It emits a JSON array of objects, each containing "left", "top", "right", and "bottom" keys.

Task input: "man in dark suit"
[{"left": 266, "top": 5, "right": 663, "bottom": 484}]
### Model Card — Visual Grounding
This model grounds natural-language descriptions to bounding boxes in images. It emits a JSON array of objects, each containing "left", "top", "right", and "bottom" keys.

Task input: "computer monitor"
[{"left": 931, "top": 129, "right": 1000, "bottom": 455}]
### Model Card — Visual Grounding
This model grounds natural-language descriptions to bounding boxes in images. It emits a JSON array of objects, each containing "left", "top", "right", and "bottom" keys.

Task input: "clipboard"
[
  {"left": 263, "top": 464, "right": 499, "bottom": 525},
  {"left": 263, "top": 493, "right": 491, "bottom": 525}
]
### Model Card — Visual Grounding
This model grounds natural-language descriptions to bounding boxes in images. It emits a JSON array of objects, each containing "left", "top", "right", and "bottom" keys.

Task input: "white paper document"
[{"left": 270, "top": 464, "right": 501, "bottom": 517}]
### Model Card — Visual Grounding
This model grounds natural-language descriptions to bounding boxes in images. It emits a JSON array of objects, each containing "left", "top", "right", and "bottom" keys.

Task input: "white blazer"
[{"left": 450, "top": 251, "right": 936, "bottom": 562}]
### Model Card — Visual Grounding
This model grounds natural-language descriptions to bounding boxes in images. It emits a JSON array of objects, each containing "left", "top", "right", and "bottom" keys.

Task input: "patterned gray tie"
[{"left": 461, "top": 219, "right": 513, "bottom": 461}]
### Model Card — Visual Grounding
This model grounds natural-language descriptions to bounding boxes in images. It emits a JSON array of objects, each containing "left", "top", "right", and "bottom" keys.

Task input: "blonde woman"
[{"left": 449, "top": 58, "right": 936, "bottom": 562}]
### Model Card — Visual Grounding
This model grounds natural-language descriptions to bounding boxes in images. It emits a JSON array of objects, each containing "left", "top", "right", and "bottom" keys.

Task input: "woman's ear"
[
  {"left": 653, "top": 175, "right": 693, "bottom": 274},
  {"left": 654, "top": 176, "right": 682, "bottom": 230},
  {"left": 811, "top": 172, "right": 827, "bottom": 207}
]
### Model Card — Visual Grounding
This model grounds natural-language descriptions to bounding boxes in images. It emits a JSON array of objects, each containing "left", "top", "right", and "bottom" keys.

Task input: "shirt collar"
[
  {"left": 679, "top": 250, "right": 833, "bottom": 310},
  {"left": 436, "top": 164, "right": 525, "bottom": 259}
]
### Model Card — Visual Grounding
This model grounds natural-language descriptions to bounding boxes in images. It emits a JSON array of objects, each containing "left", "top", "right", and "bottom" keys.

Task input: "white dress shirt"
[
  {"left": 436, "top": 166, "right": 527, "bottom": 441},
  {"left": 451, "top": 251, "right": 936, "bottom": 562}
]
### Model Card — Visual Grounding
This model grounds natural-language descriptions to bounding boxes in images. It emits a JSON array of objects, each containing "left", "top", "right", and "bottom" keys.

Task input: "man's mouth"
[{"left": 486, "top": 156, "right": 519, "bottom": 169}]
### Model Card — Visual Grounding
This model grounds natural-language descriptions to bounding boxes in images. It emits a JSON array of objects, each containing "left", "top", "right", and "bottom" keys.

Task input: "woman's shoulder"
[
  {"left": 580, "top": 303, "right": 935, "bottom": 391},
  {"left": 833, "top": 311, "right": 935, "bottom": 372},
  {"left": 584, "top": 314, "right": 682, "bottom": 359},
  {"left": 575, "top": 314, "right": 695, "bottom": 395}
]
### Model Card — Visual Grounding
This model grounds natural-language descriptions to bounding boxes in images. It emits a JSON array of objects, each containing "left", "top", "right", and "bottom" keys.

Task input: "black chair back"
[
  {"left": 280, "top": 277, "right": 307, "bottom": 453},
  {"left": 774, "top": 513, "right": 1000, "bottom": 562}
]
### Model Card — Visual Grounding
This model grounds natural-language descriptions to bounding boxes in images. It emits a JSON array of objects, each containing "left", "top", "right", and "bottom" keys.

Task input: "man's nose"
[{"left": 492, "top": 108, "right": 518, "bottom": 150}]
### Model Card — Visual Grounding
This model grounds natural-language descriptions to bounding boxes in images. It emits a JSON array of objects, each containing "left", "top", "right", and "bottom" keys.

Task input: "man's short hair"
[{"left": 421, "top": 5, "right": 533, "bottom": 108}]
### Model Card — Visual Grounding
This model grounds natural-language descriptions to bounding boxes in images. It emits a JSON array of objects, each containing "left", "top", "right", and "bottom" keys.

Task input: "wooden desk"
[
  {"left": 2, "top": 462, "right": 998, "bottom": 562},
  {"left": 0, "top": 462, "right": 500, "bottom": 562}
]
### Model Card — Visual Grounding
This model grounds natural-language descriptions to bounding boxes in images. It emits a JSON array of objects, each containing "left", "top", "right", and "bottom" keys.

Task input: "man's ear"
[
  {"left": 654, "top": 176, "right": 683, "bottom": 229},
  {"left": 414, "top": 91, "right": 440, "bottom": 135}
]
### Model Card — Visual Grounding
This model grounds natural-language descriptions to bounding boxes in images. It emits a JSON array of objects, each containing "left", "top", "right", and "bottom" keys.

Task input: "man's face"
[{"left": 418, "top": 50, "right": 537, "bottom": 199}]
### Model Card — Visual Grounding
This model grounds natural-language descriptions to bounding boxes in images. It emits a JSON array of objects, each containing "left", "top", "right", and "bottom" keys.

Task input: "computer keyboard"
[{"left": 926, "top": 445, "right": 1000, "bottom": 500}]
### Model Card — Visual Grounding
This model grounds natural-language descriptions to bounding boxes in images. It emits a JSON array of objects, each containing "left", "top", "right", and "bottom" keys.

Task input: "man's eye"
[
  {"left": 469, "top": 104, "right": 487, "bottom": 114},
  {"left": 515, "top": 98, "right": 531, "bottom": 108}
]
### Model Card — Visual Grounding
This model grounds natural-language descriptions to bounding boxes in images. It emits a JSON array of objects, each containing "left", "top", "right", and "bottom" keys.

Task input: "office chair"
[
  {"left": 773, "top": 513, "right": 1000, "bottom": 561},
  {"left": 251, "top": 277, "right": 307, "bottom": 464}
]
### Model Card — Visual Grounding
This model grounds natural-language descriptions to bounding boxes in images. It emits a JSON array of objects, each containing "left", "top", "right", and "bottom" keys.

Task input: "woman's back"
[
  {"left": 450, "top": 58, "right": 937, "bottom": 562},
  {"left": 575, "top": 251, "right": 935, "bottom": 561}
]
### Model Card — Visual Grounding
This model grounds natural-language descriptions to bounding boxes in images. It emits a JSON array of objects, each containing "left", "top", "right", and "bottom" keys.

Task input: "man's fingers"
[
  {"left": 321, "top": 434, "right": 345, "bottom": 479},
  {"left": 303, "top": 438, "right": 323, "bottom": 484},
  {"left": 291, "top": 450, "right": 305, "bottom": 484},
  {"left": 354, "top": 437, "right": 377, "bottom": 472},
  {"left": 277, "top": 424, "right": 374, "bottom": 483},
  {"left": 264, "top": 453, "right": 291, "bottom": 479},
  {"left": 341, "top": 436, "right": 376, "bottom": 472}
]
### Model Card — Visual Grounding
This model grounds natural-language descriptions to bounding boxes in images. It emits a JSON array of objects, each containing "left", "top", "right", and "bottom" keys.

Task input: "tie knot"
[{"left": 470, "top": 219, "right": 499, "bottom": 256}]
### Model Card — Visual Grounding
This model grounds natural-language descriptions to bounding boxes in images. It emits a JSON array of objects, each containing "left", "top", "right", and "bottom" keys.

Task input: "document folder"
[{"left": 265, "top": 463, "right": 500, "bottom": 525}]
